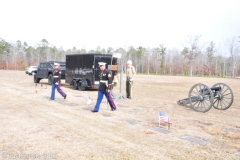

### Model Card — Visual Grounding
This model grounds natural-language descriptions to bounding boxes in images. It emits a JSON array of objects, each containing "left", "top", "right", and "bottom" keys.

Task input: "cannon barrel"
[
  {"left": 177, "top": 83, "right": 234, "bottom": 113},
  {"left": 210, "top": 86, "right": 221, "bottom": 92},
  {"left": 200, "top": 86, "right": 221, "bottom": 94}
]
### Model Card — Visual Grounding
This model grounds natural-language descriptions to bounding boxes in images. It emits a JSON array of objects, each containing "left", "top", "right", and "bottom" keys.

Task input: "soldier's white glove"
[
  {"left": 130, "top": 78, "right": 133, "bottom": 81},
  {"left": 55, "top": 82, "right": 58, "bottom": 85}
]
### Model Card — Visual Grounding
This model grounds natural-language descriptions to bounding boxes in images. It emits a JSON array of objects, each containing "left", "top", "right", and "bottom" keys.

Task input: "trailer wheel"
[
  {"left": 78, "top": 81, "right": 85, "bottom": 91},
  {"left": 72, "top": 80, "right": 78, "bottom": 90}
]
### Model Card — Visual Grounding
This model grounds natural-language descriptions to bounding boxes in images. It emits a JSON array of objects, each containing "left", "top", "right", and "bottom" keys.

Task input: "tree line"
[{"left": 0, "top": 35, "right": 240, "bottom": 78}]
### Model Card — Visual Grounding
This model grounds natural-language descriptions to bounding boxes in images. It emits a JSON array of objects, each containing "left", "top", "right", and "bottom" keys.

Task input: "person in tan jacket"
[{"left": 126, "top": 60, "right": 136, "bottom": 99}]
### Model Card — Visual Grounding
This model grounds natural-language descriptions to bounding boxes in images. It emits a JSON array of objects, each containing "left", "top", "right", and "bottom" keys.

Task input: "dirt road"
[{"left": 0, "top": 70, "right": 239, "bottom": 160}]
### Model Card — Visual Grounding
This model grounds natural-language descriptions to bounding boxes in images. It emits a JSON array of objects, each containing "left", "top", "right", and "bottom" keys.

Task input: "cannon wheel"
[
  {"left": 212, "top": 83, "right": 234, "bottom": 110},
  {"left": 188, "top": 83, "right": 214, "bottom": 113}
]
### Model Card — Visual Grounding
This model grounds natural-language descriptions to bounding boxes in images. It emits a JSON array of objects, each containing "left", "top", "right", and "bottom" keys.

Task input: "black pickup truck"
[{"left": 33, "top": 61, "right": 66, "bottom": 84}]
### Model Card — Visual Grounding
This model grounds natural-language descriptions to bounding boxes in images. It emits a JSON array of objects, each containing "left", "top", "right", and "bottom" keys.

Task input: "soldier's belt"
[{"left": 100, "top": 80, "right": 108, "bottom": 86}]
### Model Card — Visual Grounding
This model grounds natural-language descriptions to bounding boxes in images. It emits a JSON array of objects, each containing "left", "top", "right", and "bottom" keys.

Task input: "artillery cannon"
[{"left": 177, "top": 83, "right": 234, "bottom": 113}]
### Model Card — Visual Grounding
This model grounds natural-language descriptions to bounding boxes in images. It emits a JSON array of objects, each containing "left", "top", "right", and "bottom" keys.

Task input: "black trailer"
[{"left": 65, "top": 54, "right": 118, "bottom": 91}]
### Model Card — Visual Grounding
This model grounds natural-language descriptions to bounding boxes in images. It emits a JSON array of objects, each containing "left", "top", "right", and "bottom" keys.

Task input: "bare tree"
[
  {"left": 151, "top": 48, "right": 159, "bottom": 74},
  {"left": 25, "top": 46, "right": 35, "bottom": 66},
  {"left": 144, "top": 48, "right": 152, "bottom": 74},
  {"left": 181, "top": 35, "right": 202, "bottom": 76},
  {"left": 167, "top": 48, "right": 180, "bottom": 75},
  {"left": 39, "top": 39, "right": 49, "bottom": 62},
  {"left": 226, "top": 37, "right": 240, "bottom": 78},
  {"left": 88, "top": 49, "right": 96, "bottom": 53},
  {"left": 96, "top": 46, "right": 101, "bottom": 54},
  {"left": 50, "top": 46, "right": 58, "bottom": 60},
  {"left": 136, "top": 46, "right": 145, "bottom": 73},
  {"left": 100, "top": 48, "right": 106, "bottom": 54},
  {"left": 158, "top": 44, "right": 167, "bottom": 74},
  {"left": 80, "top": 48, "right": 87, "bottom": 54},
  {"left": 126, "top": 46, "right": 136, "bottom": 71},
  {"left": 204, "top": 41, "right": 215, "bottom": 76},
  {"left": 107, "top": 47, "right": 113, "bottom": 54},
  {"left": 0, "top": 38, "right": 11, "bottom": 69}
]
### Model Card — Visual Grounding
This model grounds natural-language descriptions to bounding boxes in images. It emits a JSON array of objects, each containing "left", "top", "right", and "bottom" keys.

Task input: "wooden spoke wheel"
[
  {"left": 188, "top": 83, "right": 213, "bottom": 113},
  {"left": 212, "top": 83, "right": 234, "bottom": 110}
]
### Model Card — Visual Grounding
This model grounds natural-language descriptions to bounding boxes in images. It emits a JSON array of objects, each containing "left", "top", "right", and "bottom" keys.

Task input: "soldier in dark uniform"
[
  {"left": 50, "top": 63, "right": 67, "bottom": 100},
  {"left": 91, "top": 62, "right": 116, "bottom": 112}
]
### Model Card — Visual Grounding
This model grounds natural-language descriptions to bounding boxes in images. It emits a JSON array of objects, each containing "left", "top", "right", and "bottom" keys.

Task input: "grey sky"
[{"left": 0, "top": 0, "right": 240, "bottom": 50}]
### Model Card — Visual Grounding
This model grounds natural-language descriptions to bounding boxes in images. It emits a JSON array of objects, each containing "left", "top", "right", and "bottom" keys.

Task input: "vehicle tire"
[
  {"left": 72, "top": 80, "right": 78, "bottom": 90},
  {"left": 34, "top": 74, "right": 40, "bottom": 83},
  {"left": 32, "top": 72, "right": 35, "bottom": 76},
  {"left": 78, "top": 80, "right": 85, "bottom": 91},
  {"left": 48, "top": 74, "right": 53, "bottom": 85}
]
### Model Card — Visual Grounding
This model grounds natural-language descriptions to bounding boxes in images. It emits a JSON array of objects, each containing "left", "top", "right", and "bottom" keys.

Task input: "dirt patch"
[{"left": 0, "top": 71, "right": 240, "bottom": 160}]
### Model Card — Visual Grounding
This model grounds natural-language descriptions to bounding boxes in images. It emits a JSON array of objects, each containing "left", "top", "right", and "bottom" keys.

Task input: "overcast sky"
[{"left": 0, "top": 0, "right": 240, "bottom": 51}]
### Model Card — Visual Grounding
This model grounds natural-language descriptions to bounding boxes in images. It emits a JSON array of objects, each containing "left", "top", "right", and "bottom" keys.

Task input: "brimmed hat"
[
  {"left": 98, "top": 62, "right": 106, "bottom": 66},
  {"left": 127, "top": 60, "right": 132, "bottom": 65}
]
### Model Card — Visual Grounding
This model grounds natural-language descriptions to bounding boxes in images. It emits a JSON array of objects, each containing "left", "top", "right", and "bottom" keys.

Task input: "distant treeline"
[{"left": 0, "top": 36, "right": 240, "bottom": 78}]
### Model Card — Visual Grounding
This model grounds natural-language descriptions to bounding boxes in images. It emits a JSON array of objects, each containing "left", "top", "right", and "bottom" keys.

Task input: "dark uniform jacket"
[
  {"left": 52, "top": 70, "right": 61, "bottom": 84},
  {"left": 99, "top": 69, "right": 112, "bottom": 92}
]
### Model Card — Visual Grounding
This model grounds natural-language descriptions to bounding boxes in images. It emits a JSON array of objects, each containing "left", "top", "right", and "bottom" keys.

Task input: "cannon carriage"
[{"left": 177, "top": 83, "right": 234, "bottom": 113}]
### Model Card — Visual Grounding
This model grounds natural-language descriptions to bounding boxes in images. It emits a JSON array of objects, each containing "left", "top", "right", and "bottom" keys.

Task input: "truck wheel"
[
  {"left": 72, "top": 80, "right": 78, "bottom": 90},
  {"left": 34, "top": 74, "right": 40, "bottom": 83},
  {"left": 48, "top": 74, "right": 53, "bottom": 85},
  {"left": 78, "top": 81, "right": 85, "bottom": 91}
]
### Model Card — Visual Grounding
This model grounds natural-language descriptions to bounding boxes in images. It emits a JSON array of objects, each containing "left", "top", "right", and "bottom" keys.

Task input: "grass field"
[{"left": 0, "top": 70, "right": 240, "bottom": 160}]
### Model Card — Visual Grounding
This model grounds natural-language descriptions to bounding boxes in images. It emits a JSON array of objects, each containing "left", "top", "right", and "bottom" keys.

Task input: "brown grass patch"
[
  {"left": 1, "top": 71, "right": 240, "bottom": 160},
  {"left": 199, "top": 125, "right": 240, "bottom": 140}
]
